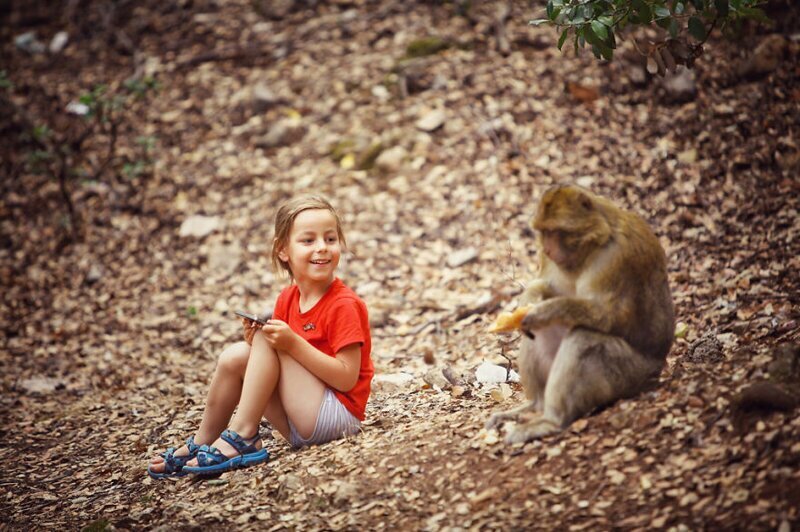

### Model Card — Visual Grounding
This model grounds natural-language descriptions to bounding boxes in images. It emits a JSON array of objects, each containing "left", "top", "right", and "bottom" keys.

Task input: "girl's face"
[{"left": 278, "top": 209, "right": 341, "bottom": 285}]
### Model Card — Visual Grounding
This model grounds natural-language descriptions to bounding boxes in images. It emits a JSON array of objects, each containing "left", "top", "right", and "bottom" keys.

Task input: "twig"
[{"left": 494, "top": 3, "right": 512, "bottom": 56}]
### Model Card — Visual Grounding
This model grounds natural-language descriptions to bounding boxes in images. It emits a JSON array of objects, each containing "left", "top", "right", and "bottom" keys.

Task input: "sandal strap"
[
  {"left": 193, "top": 429, "right": 262, "bottom": 467},
  {"left": 185, "top": 435, "right": 200, "bottom": 454},
  {"left": 160, "top": 436, "right": 201, "bottom": 472},
  {"left": 219, "top": 429, "right": 261, "bottom": 455}
]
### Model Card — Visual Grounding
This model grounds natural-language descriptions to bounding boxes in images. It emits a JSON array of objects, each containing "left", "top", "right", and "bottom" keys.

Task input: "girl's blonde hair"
[{"left": 271, "top": 195, "right": 347, "bottom": 278}]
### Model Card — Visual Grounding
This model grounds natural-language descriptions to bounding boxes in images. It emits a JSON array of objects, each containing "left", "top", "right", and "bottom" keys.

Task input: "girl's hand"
[
  {"left": 261, "top": 319, "right": 299, "bottom": 352},
  {"left": 242, "top": 318, "right": 263, "bottom": 345}
]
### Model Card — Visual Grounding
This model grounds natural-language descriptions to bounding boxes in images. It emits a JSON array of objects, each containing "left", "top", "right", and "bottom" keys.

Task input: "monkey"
[{"left": 487, "top": 184, "right": 675, "bottom": 443}]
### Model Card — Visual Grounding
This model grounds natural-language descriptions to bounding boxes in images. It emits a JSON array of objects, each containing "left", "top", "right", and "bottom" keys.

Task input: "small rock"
[
  {"left": 65, "top": 101, "right": 89, "bottom": 116},
  {"left": 179, "top": 215, "right": 221, "bottom": 238},
  {"left": 255, "top": 120, "right": 305, "bottom": 149},
  {"left": 768, "top": 343, "right": 800, "bottom": 385},
  {"left": 475, "top": 361, "right": 520, "bottom": 384},
  {"left": 738, "top": 34, "right": 787, "bottom": 78},
  {"left": 371, "top": 84, "right": 390, "bottom": 101},
  {"left": 207, "top": 242, "right": 242, "bottom": 277},
  {"left": 375, "top": 146, "right": 407, "bottom": 173},
  {"left": 415, "top": 109, "right": 446, "bottom": 132},
  {"left": 49, "top": 31, "right": 69, "bottom": 53},
  {"left": 662, "top": 66, "right": 696, "bottom": 103},
  {"left": 372, "top": 372, "right": 416, "bottom": 393},
  {"left": 628, "top": 62, "right": 648, "bottom": 86},
  {"left": 19, "top": 377, "right": 64, "bottom": 394},
  {"left": 332, "top": 481, "right": 359, "bottom": 506},
  {"left": 368, "top": 308, "right": 390, "bottom": 328},
  {"left": 431, "top": 74, "right": 448, "bottom": 91},
  {"left": 254, "top": 0, "right": 295, "bottom": 19},
  {"left": 423, "top": 368, "right": 451, "bottom": 390},
  {"left": 733, "top": 381, "right": 798, "bottom": 416},
  {"left": 14, "top": 32, "right": 46, "bottom": 54},
  {"left": 446, "top": 247, "right": 478, "bottom": 268},
  {"left": 677, "top": 149, "right": 697, "bottom": 164},
  {"left": 252, "top": 83, "right": 280, "bottom": 114},
  {"left": 85, "top": 263, "right": 104, "bottom": 284}
]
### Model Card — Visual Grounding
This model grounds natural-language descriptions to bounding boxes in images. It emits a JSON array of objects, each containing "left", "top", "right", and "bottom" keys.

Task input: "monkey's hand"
[{"left": 520, "top": 278, "right": 553, "bottom": 305}]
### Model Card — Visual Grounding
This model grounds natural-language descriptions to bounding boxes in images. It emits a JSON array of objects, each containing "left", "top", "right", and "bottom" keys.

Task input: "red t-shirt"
[{"left": 272, "top": 278, "right": 373, "bottom": 421}]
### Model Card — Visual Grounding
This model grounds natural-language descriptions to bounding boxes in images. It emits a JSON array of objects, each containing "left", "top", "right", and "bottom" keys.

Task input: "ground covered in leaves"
[{"left": 2, "top": 1, "right": 799, "bottom": 530}]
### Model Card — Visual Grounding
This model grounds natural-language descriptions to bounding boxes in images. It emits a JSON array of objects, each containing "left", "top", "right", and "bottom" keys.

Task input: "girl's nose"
[{"left": 315, "top": 238, "right": 327, "bottom": 251}]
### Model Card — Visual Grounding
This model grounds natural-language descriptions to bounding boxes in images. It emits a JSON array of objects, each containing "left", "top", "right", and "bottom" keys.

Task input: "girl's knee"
[{"left": 218, "top": 341, "right": 250, "bottom": 371}]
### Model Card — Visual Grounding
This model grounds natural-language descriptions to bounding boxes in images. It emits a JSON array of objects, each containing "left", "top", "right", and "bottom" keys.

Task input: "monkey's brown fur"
[{"left": 487, "top": 185, "right": 675, "bottom": 443}]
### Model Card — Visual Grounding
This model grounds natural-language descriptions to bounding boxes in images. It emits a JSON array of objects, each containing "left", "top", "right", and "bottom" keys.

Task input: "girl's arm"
[{"left": 261, "top": 320, "right": 360, "bottom": 392}]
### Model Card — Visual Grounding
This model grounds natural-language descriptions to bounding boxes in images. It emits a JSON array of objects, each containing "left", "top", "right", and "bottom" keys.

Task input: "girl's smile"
[{"left": 278, "top": 209, "right": 342, "bottom": 286}]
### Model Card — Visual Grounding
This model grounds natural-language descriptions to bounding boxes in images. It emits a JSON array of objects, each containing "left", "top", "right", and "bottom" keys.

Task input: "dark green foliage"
[{"left": 530, "top": 0, "right": 770, "bottom": 69}]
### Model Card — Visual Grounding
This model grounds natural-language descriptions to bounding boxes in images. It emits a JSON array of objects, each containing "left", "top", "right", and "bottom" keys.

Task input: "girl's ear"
[{"left": 274, "top": 238, "right": 288, "bottom": 263}]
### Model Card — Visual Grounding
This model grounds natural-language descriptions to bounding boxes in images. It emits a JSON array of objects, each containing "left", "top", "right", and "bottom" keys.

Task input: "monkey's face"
[
  {"left": 532, "top": 185, "right": 611, "bottom": 271},
  {"left": 539, "top": 229, "right": 579, "bottom": 270},
  {"left": 539, "top": 229, "right": 571, "bottom": 270}
]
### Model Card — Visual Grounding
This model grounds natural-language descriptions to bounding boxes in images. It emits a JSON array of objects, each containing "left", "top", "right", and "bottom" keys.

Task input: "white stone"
[
  {"left": 376, "top": 146, "right": 408, "bottom": 173},
  {"left": 415, "top": 109, "right": 446, "bottom": 132},
  {"left": 446, "top": 247, "right": 478, "bottom": 268},
  {"left": 475, "top": 361, "right": 520, "bottom": 384},
  {"left": 19, "top": 376, "right": 63, "bottom": 394},
  {"left": 179, "top": 215, "right": 221, "bottom": 238},
  {"left": 49, "top": 31, "right": 69, "bottom": 53},
  {"left": 372, "top": 372, "right": 416, "bottom": 393},
  {"left": 207, "top": 242, "right": 242, "bottom": 277}
]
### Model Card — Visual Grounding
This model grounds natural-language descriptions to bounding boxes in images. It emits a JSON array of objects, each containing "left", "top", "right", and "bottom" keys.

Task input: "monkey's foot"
[
  {"left": 486, "top": 410, "right": 524, "bottom": 430},
  {"left": 505, "top": 418, "right": 561, "bottom": 444}
]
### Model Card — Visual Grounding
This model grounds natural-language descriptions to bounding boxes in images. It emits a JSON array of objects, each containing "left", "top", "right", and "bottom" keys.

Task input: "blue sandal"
[
  {"left": 147, "top": 435, "right": 200, "bottom": 479},
  {"left": 183, "top": 429, "right": 269, "bottom": 475}
]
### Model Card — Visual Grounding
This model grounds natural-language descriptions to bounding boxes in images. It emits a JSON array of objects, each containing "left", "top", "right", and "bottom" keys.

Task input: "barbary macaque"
[{"left": 487, "top": 184, "right": 675, "bottom": 443}]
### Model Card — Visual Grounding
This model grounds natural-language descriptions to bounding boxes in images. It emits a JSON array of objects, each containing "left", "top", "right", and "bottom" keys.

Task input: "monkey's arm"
[
  {"left": 520, "top": 278, "right": 555, "bottom": 305},
  {"left": 521, "top": 296, "right": 625, "bottom": 334}
]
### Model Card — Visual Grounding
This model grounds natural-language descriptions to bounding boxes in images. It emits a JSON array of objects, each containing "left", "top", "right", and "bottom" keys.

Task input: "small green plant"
[
  {"left": 6, "top": 76, "right": 160, "bottom": 241},
  {"left": 124, "top": 76, "right": 159, "bottom": 98},
  {"left": 405, "top": 36, "right": 451, "bottom": 59},
  {"left": 81, "top": 519, "right": 110, "bottom": 532},
  {"left": 530, "top": 0, "right": 770, "bottom": 71},
  {"left": 32, "top": 124, "right": 52, "bottom": 141},
  {"left": 0, "top": 70, "right": 12, "bottom": 90},
  {"left": 123, "top": 135, "right": 157, "bottom": 179}
]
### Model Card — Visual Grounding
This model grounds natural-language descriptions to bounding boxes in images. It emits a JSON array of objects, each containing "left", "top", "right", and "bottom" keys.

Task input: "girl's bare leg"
[
  {"left": 186, "top": 331, "right": 286, "bottom": 464},
  {"left": 260, "top": 352, "right": 327, "bottom": 442},
  {"left": 186, "top": 334, "right": 329, "bottom": 461},
  {"left": 149, "top": 341, "right": 250, "bottom": 472}
]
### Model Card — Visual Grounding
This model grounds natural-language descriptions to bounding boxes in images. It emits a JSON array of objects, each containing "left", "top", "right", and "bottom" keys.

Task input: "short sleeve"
[
  {"left": 272, "top": 288, "right": 290, "bottom": 321},
  {"left": 327, "top": 299, "right": 366, "bottom": 355}
]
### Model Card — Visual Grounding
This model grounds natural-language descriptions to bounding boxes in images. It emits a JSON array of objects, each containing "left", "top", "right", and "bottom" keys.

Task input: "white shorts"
[{"left": 288, "top": 388, "right": 361, "bottom": 449}]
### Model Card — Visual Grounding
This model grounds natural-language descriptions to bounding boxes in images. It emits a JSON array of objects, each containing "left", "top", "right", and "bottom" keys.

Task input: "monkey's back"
[{"left": 605, "top": 206, "right": 675, "bottom": 360}]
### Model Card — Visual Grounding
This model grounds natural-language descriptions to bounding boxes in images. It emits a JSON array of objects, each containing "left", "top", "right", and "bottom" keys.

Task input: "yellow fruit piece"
[{"left": 488, "top": 305, "right": 531, "bottom": 333}]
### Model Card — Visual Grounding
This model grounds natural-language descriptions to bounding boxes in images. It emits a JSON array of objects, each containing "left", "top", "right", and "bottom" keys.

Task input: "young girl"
[{"left": 147, "top": 195, "right": 373, "bottom": 477}]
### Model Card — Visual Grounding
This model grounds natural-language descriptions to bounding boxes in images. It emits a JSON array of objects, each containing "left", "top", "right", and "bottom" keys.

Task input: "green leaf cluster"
[{"left": 530, "top": 0, "right": 769, "bottom": 62}]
